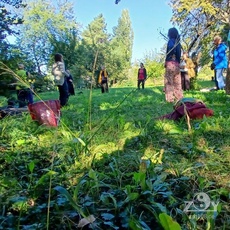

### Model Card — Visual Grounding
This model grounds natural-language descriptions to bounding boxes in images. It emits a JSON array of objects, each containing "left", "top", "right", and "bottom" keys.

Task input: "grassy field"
[{"left": 0, "top": 77, "right": 230, "bottom": 229}]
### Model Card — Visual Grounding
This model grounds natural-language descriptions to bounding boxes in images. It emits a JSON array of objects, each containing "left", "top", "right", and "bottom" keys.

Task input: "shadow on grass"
[{"left": 0, "top": 86, "right": 230, "bottom": 229}]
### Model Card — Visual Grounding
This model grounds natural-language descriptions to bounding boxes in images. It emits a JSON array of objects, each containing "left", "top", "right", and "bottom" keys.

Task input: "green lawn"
[{"left": 0, "top": 82, "right": 230, "bottom": 229}]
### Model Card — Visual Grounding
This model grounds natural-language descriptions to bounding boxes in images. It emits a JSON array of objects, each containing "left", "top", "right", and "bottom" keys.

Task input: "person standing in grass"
[
  {"left": 66, "top": 70, "right": 75, "bottom": 96},
  {"left": 164, "top": 27, "right": 183, "bottom": 103},
  {"left": 212, "top": 35, "right": 227, "bottom": 90},
  {"left": 180, "top": 51, "right": 195, "bottom": 91},
  {"left": 51, "top": 53, "right": 69, "bottom": 107},
  {"left": 15, "top": 64, "right": 34, "bottom": 107},
  {"left": 98, "top": 66, "right": 109, "bottom": 93},
  {"left": 137, "top": 62, "right": 147, "bottom": 89}
]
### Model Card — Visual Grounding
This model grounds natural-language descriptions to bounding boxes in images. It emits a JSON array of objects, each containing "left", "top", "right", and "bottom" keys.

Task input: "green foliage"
[
  {"left": 16, "top": 0, "right": 78, "bottom": 74},
  {"left": 0, "top": 61, "right": 18, "bottom": 98},
  {"left": 0, "top": 1, "right": 24, "bottom": 40},
  {"left": 1, "top": 0, "right": 22, "bottom": 7},
  {"left": 0, "top": 83, "right": 230, "bottom": 229},
  {"left": 110, "top": 9, "right": 134, "bottom": 82},
  {"left": 1, "top": 1, "right": 230, "bottom": 227},
  {"left": 49, "top": 28, "right": 80, "bottom": 69},
  {"left": 80, "top": 14, "right": 110, "bottom": 85},
  {"left": 2, "top": 3, "right": 134, "bottom": 94},
  {"left": 159, "top": 213, "right": 181, "bottom": 230},
  {"left": 146, "top": 61, "right": 164, "bottom": 80},
  {"left": 169, "top": 0, "right": 230, "bottom": 93},
  {"left": 0, "top": 1, "right": 27, "bottom": 98}
]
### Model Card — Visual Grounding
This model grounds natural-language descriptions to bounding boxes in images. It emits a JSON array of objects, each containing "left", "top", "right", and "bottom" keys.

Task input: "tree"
[
  {"left": 110, "top": 9, "right": 133, "bottom": 82},
  {"left": 0, "top": 0, "right": 24, "bottom": 55},
  {"left": 0, "top": 4, "right": 23, "bottom": 38},
  {"left": 170, "top": 0, "right": 230, "bottom": 93},
  {"left": 1, "top": 0, "right": 22, "bottom": 6},
  {"left": 15, "top": 0, "right": 78, "bottom": 75},
  {"left": 0, "top": 0, "right": 26, "bottom": 98},
  {"left": 81, "top": 14, "right": 110, "bottom": 85},
  {"left": 170, "top": 0, "right": 217, "bottom": 56},
  {"left": 49, "top": 28, "right": 80, "bottom": 69}
]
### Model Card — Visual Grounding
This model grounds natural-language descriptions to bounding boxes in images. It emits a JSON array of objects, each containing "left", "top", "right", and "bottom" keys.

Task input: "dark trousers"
[
  {"left": 138, "top": 79, "right": 145, "bottom": 89},
  {"left": 58, "top": 80, "right": 69, "bottom": 107},
  {"left": 214, "top": 70, "right": 219, "bottom": 90},
  {"left": 181, "top": 72, "right": 190, "bottom": 90},
  {"left": 17, "top": 89, "right": 34, "bottom": 107},
  {"left": 101, "top": 80, "right": 109, "bottom": 93},
  {"left": 67, "top": 82, "right": 75, "bottom": 95}
]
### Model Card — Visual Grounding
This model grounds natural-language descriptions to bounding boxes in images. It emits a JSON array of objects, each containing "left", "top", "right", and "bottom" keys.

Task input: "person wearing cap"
[{"left": 15, "top": 64, "right": 34, "bottom": 107}]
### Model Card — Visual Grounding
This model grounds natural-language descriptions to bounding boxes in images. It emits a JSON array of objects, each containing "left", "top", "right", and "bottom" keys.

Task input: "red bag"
[
  {"left": 160, "top": 99, "right": 213, "bottom": 121},
  {"left": 28, "top": 100, "right": 61, "bottom": 126}
]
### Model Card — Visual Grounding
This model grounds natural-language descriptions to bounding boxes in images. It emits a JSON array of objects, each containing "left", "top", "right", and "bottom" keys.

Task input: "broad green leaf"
[
  {"left": 168, "top": 128, "right": 182, "bottom": 134},
  {"left": 28, "top": 161, "right": 35, "bottom": 173},
  {"left": 36, "top": 170, "right": 57, "bottom": 186},
  {"left": 124, "top": 192, "right": 139, "bottom": 203},
  {"left": 124, "top": 122, "right": 131, "bottom": 130},
  {"left": 159, "top": 213, "right": 181, "bottom": 230},
  {"left": 88, "top": 169, "right": 97, "bottom": 180},
  {"left": 101, "top": 213, "right": 115, "bottom": 220},
  {"left": 133, "top": 172, "right": 146, "bottom": 190},
  {"left": 107, "top": 193, "right": 118, "bottom": 209},
  {"left": 54, "top": 186, "right": 84, "bottom": 216},
  {"left": 129, "top": 219, "right": 143, "bottom": 230},
  {"left": 133, "top": 172, "right": 146, "bottom": 183},
  {"left": 16, "top": 139, "right": 25, "bottom": 145},
  {"left": 154, "top": 202, "right": 167, "bottom": 213}
]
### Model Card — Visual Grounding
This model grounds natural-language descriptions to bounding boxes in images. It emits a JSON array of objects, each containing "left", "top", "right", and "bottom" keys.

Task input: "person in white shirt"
[{"left": 52, "top": 53, "right": 69, "bottom": 107}]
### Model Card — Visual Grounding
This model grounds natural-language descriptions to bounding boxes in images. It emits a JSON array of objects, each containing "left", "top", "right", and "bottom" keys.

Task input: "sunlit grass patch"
[{"left": 0, "top": 85, "right": 230, "bottom": 229}]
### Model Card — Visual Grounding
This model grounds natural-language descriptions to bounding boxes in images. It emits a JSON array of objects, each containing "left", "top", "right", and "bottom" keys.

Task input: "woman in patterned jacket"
[{"left": 164, "top": 27, "right": 183, "bottom": 103}]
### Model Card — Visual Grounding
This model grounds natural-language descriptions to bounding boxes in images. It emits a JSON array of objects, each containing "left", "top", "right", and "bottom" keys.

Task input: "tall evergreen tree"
[
  {"left": 81, "top": 14, "right": 110, "bottom": 84},
  {"left": 110, "top": 9, "right": 133, "bottom": 82}
]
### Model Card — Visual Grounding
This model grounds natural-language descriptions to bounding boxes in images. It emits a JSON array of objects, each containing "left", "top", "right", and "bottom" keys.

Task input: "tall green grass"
[{"left": 0, "top": 81, "right": 230, "bottom": 229}]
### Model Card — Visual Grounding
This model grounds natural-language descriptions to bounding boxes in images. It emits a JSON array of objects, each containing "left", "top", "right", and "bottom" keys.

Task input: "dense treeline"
[
  {"left": 1, "top": 0, "right": 230, "bottom": 97},
  {"left": 0, "top": 0, "right": 134, "bottom": 97}
]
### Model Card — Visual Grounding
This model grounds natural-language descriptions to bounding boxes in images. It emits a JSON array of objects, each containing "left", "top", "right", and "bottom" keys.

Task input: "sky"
[{"left": 73, "top": 0, "right": 174, "bottom": 62}]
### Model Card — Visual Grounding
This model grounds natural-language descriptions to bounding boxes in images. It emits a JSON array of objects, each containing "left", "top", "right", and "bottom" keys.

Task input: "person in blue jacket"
[{"left": 212, "top": 35, "right": 228, "bottom": 90}]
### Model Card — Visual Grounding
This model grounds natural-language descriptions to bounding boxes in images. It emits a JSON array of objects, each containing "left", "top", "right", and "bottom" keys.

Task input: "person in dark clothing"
[
  {"left": 137, "top": 63, "right": 147, "bottom": 89},
  {"left": 15, "top": 64, "right": 34, "bottom": 107},
  {"left": 180, "top": 51, "right": 195, "bottom": 91},
  {"left": 66, "top": 70, "right": 75, "bottom": 95},
  {"left": 211, "top": 56, "right": 219, "bottom": 90},
  {"left": 164, "top": 27, "right": 183, "bottom": 103},
  {"left": 98, "top": 66, "right": 109, "bottom": 93}
]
